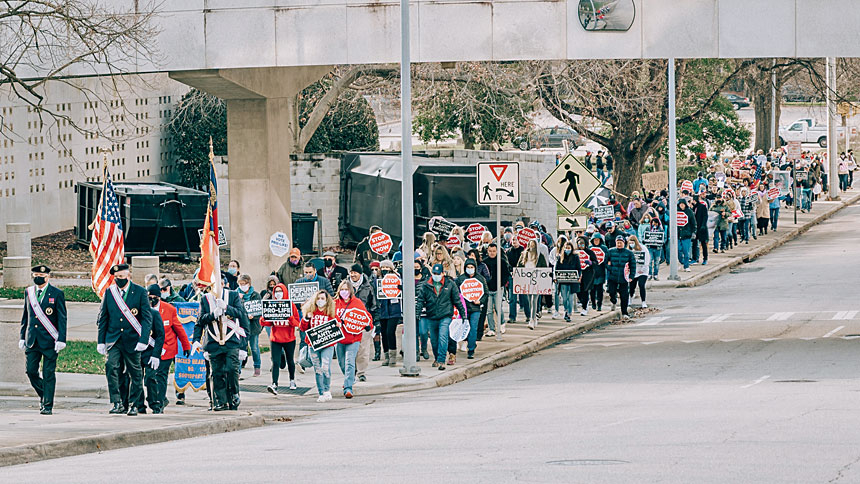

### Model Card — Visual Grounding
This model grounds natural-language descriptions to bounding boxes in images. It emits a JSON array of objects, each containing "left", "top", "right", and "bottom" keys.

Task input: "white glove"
[
  {"left": 216, "top": 298, "right": 227, "bottom": 310},
  {"left": 54, "top": 341, "right": 66, "bottom": 352},
  {"left": 134, "top": 342, "right": 148, "bottom": 352},
  {"left": 97, "top": 343, "right": 107, "bottom": 355},
  {"left": 18, "top": 340, "right": 26, "bottom": 351},
  {"left": 191, "top": 341, "right": 202, "bottom": 355},
  {"left": 238, "top": 350, "right": 248, "bottom": 361},
  {"left": 212, "top": 306, "right": 224, "bottom": 318},
  {"left": 148, "top": 356, "right": 160, "bottom": 370},
  {"left": 203, "top": 351, "right": 210, "bottom": 361}
]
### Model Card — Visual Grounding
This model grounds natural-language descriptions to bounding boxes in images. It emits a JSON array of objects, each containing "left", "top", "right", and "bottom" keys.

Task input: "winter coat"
[
  {"left": 318, "top": 264, "right": 349, "bottom": 292},
  {"left": 589, "top": 244, "right": 609, "bottom": 284},
  {"left": 483, "top": 254, "right": 511, "bottom": 292},
  {"left": 236, "top": 285, "right": 262, "bottom": 336},
  {"left": 295, "top": 274, "right": 334, "bottom": 297},
  {"left": 415, "top": 275, "right": 466, "bottom": 321},
  {"left": 711, "top": 201, "right": 730, "bottom": 231},
  {"left": 260, "top": 285, "right": 300, "bottom": 344},
  {"left": 606, "top": 247, "right": 636, "bottom": 283},
  {"left": 677, "top": 205, "right": 697, "bottom": 239},
  {"left": 554, "top": 252, "right": 581, "bottom": 292},
  {"left": 276, "top": 260, "right": 304, "bottom": 286},
  {"left": 455, "top": 273, "right": 488, "bottom": 314},
  {"left": 693, "top": 201, "right": 710, "bottom": 239}
]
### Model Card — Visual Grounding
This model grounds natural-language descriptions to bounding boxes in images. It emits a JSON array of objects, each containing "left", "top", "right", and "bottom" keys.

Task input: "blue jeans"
[
  {"left": 486, "top": 291, "right": 501, "bottom": 331},
  {"left": 558, "top": 284, "right": 574, "bottom": 315},
  {"left": 554, "top": 283, "right": 563, "bottom": 312},
  {"left": 648, "top": 247, "right": 661, "bottom": 276},
  {"left": 425, "top": 317, "right": 452, "bottom": 364},
  {"left": 714, "top": 228, "right": 727, "bottom": 250},
  {"left": 802, "top": 189, "right": 812, "bottom": 211},
  {"left": 417, "top": 316, "right": 430, "bottom": 353},
  {"left": 770, "top": 207, "right": 779, "bottom": 230},
  {"left": 466, "top": 312, "right": 481, "bottom": 354},
  {"left": 248, "top": 332, "right": 261, "bottom": 369},
  {"left": 678, "top": 238, "right": 692, "bottom": 269},
  {"left": 596, "top": 168, "right": 606, "bottom": 185},
  {"left": 335, "top": 341, "right": 360, "bottom": 393},
  {"left": 309, "top": 346, "right": 334, "bottom": 395}
]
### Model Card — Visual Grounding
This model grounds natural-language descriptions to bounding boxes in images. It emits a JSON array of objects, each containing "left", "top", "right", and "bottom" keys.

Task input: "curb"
[
  {"left": 0, "top": 414, "right": 265, "bottom": 468},
  {"left": 0, "top": 382, "right": 107, "bottom": 399},
  {"left": 655, "top": 194, "right": 860, "bottom": 289},
  {"left": 356, "top": 310, "right": 621, "bottom": 396}
]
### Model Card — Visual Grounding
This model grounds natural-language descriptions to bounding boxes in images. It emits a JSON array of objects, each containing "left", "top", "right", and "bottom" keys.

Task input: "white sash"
[
  {"left": 26, "top": 286, "right": 59, "bottom": 342},
  {"left": 109, "top": 285, "right": 142, "bottom": 336},
  {"left": 205, "top": 292, "right": 247, "bottom": 340}
]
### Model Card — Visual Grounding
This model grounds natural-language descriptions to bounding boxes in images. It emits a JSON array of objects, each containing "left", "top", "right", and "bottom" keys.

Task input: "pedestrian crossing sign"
[
  {"left": 541, "top": 154, "right": 601, "bottom": 214},
  {"left": 477, "top": 162, "right": 520, "bottom": 205}
]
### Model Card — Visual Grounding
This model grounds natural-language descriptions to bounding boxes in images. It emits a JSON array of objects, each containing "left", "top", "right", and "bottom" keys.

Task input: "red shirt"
[
  {"left": 260, "top": 285, "right": 300, "bottom": 343},
  {"left": 335, "top": 296, "right": 370, "bottom": 345},
  {"left": 158, "top": 301, "right": 191, "bottom": 360},
  {"left": 299, "top": 309, "right": 340, "bottom": 348}
]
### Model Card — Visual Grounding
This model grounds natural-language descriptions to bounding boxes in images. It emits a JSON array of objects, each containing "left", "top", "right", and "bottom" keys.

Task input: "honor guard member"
[
  {"left": 192, "top": 283, "right": 250, "bottom": 411},
  {"left": 96, "top": 264, "right": 153, "bottom": 416},
  {"left": 19, "top": 265, "right": 67, "bottom": 415},
  {"left": 153, "top": 286, "right": 191, "bottom": 410},
  {"left": 121, "top": 285, "right": 165, "bottom": 414}
]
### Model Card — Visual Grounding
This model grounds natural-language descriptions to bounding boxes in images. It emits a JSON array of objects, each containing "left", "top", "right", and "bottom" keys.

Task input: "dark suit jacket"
[
  {"left": 97, "top": 282, "right": 153, "bottom": 352},
  {"left": 141, "top": 308, "right": 165, "bottom": 360},
  {"left": 193, "top": 289, "right": 250, "bottom": 351},
  {"left": 20, "top": 284, "right": 67, "bottom": 350}
]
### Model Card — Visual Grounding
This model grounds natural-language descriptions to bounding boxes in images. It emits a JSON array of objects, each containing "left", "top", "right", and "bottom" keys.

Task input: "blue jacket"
[
  {"left": 606, "top": 248, "right": 636, "bottom": 283},
  {"left": 20, "top": 284, "right": 67, "bottom": 350}
]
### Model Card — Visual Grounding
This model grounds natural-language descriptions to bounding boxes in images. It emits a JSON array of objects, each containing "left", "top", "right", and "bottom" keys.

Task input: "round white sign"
[{"left": 269, "top": 232, "right": 291, "bottom": 257}]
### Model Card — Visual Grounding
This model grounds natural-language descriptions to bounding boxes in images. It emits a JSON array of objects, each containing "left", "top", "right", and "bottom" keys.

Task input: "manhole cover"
[
  {"left": 774, "top": 380, "right": 817, "bottom": 383},
  {"left": 239, "top": 384, "right": 311, "bottom": 395},
  {"left": 730, "top": 267, "right": 764, "bottom": 274},
  {"left": 547, "top": 459, "right": 629, "bottom": 466}
]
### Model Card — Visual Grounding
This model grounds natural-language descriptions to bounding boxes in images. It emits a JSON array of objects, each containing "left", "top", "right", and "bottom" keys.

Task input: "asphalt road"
[{"left": 6, "top": 202, "right": 860, "bottom": 483}]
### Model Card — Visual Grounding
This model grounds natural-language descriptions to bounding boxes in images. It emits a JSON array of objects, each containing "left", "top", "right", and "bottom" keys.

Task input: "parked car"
[
  {"left": 782, "top": 87, "right": 823, "bottom": 103},
  {"left": 514, "top": 126, "right": 584, "bottom": 151},
  {"left": 778, "top": 118, "right": 846, "bottom": 147},
  {"left": 722, "top": 93, "right": 750, "bottom": 110}
]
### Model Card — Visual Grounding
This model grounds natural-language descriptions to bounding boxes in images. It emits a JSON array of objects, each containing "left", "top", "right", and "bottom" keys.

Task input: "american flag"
[{"left": 89, "top": 168, "right": 125, "bottom": 297}]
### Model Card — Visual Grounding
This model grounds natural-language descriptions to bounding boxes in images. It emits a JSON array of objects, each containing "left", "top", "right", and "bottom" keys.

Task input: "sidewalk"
[{"left": 649, "top": 190, "right": 860, "bottom": 289}]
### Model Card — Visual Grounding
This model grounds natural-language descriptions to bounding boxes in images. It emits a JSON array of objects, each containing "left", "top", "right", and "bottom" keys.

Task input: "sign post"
[
  {"left": 667, "top": 58, "right": 680, "bottom": 281},
  {"left": 477, "top": 161, "right": 520, "bottom": 342}
]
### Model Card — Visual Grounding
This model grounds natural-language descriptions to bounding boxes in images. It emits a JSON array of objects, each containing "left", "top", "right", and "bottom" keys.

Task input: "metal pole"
[
  {"left": 399, "top": 0, "right": 419, "bottom": 377},
  {"left": 827, "top": 57, "right": 840, "bottom": 200},
  {"left": 793, "top": 160, "right": 797, "bottom": 224},
  {"left": 667, "top": 58, "right": 680, "bottom": 281},
  {"left": 771, "top": 59, "right": 777, "bottom": 151},
  {"left": 495, "top": 206, "right": 503, "bottom": 342}
]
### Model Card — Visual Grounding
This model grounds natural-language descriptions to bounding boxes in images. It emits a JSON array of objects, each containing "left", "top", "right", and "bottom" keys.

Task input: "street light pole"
[
  {"left": 399, "top": 0, "right": 419, "bottom": 377},
  {"left": 667, "top": 58, "right": 680, "bottom": 281},
  {"left": 826, "top": 56, "right": 840, "bottom": 200}
]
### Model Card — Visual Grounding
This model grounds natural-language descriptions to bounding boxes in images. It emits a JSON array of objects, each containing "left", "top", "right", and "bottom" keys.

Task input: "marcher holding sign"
[
  {"left": 368, "top": 231, "right": 393, "bottom": 255},
  {"left": 553, "top": 241, "right": 581, "bottom": 322},
  {"left": 514, "top": 240, "right": 549, "bottom": 330},
  {"left": 374, "top": 261, "right": 403, "bottom": 367},
  {"left": 259, "top": 283, "right": 300, "bottom": 395},
  {"left": 456, "top": 259, "right": 487, "bottom": 359},
  {"left": 334, "top": 282, "right": 373, "bottom": 399},
  {"left": 298, "top": 290, "right": 341, "bottom": 402},
  {"left": 627, "top": 236, "right": 650, "bottom": 310}
]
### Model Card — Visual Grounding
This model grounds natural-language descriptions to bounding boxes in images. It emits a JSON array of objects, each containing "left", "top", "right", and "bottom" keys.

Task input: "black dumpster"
[{"left": 292, "top": 212, "right": 317, "bottom": 255}]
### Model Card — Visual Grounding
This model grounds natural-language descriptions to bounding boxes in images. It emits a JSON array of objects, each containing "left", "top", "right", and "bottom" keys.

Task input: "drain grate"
[
  {"left": 547, "top": 459, "right": 629, "bottom": 466},
  {"left": 730, "top": 266, "right": 764, "bottom": 274},
  {"left": 240, "top": 384, "right": 312, "bottom": 395}
]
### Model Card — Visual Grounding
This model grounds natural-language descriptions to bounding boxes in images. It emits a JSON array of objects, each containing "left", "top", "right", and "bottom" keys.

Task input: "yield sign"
[{"left": 489, "top": 164, "right": 508, "bottom": 181}]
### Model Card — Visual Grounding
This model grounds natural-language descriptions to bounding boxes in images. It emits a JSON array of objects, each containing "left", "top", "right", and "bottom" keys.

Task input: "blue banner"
[{"left": 173, "top": 302, "right": 207, "bottom": 392}]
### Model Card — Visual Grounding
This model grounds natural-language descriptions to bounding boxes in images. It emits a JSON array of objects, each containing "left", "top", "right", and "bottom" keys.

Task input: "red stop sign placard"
[
  {"left": 767, "top": 187, "right": 780, "bottom": 199},
  {"left": 466, "top": 223, "right": 485, "bottom": 243},
  {"left": 459, "top": 278, "right": 485, "bottom": 303},
  {"left": 578, "top": 250, "right": 591, "bottom": 270},
  {"left": 591, "top": 247, "right": 605, "bottom": 264},
  {"left": 381, "top": 273, "right": 401, "bottom": 299},
  {"left": 730, "top": 159, "right": 742, "bottom": 170},
  {"left": 340, "top": 307, "right": 372, "bottom": 335},
  {"left": 369, "top": 231, "right": 393, "bottom": 255},
  {"left": 680, "top": 180, "right": 694, "bottom": 193},
  {"left": 516, "top": 227, "right": 538, "bottom": 247},
  {"left": 677, "top": 212, "right": 689, "bottom": 226},
  {"left": 446, "top": 235, "right": 461, "bottom": 249}
]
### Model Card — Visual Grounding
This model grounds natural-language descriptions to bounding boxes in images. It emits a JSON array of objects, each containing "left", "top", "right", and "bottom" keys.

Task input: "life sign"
[
  {"left": 369, "top": 231, "right": 393, "bottom": 255},
  {"left": 541, "top": 154, "right": 601, "bottom": 214},
  {"left": 262, "top": 300, "right": 292, "bottom": 321},
  {"left": 340, "top": 307, "right": 372, "bottom": 335},
  {"left": 643, "top": 230, "right": 665, "bottom": 246},
  {"left": 477, "top": 162, "right": 520, "bottom": 205},
  {"left": 593, "top": 205, "right": 615, "bottom": 221},
  {"left": 288, "top": 281, "right": 320, "bottom": 305},
  {"left": 555, "top": 270, "right": 581, "bottom": 284},
  {"left": 243, "top": 300, "right": 263, "bottom": 318},
  {"left": 306, "top": 319, "right": 345, "bottom": 351},
  {"left": 459, "top": 278, "right": 485, "bottom": 303},
  {"left": 429, "top": 216, "right": 455, "bottom": 239}
]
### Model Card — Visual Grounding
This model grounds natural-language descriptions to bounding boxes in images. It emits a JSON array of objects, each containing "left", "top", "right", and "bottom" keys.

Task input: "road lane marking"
[
  {"left": 767, "top": 312, "right": 794, "bottom": 321},
  {"left": 847, "top": 311, "right": 859, "bottom": 320},
  {"left": 681, "top": 340, "right": 701, "bottom": 344},
  {"left": 720, "top": 339, "right": 739, "bottom": 342},
  {"left": 760, "top": 338, "right": 780, "bottom": 341},
  {"left": 700, "top": 313, "right": 732, "bottom": 323},
  {"left": 823, "top": 326, "right": 845, "bottom": 338},
  {"left": 641, "top": 341, "right": 662, "bottom": 345},
  {"left": 833, "top": 311, "right": 858, "bottom": 320},
  {"left": 741, "top": 375, "right": 770, "bottom": 389},
  {"left": 637, "top": 316, "right": 669, "bottom": 326},
  {"left": 833, "top": 311, "right": 848, "bottom": 320}
]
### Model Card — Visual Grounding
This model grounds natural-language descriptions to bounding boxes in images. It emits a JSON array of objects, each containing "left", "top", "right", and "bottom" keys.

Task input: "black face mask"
[
  {"left": 289, "top": 259, "right": 300, "bottom": 267},
  {"left": 414, "top": 269, "right": 422, "bottom": 276},
  {"left": 149, "top": 297, "right": 159, "bottom": 307},
  {"left": 33, "top": 276, "right": 46, "bottom": 286},
  {"left": 115, "top": 277, "right": 129, "bottom": 288},
  {"left": 324, "top": 258, "right": 333, "bottom": 268}
]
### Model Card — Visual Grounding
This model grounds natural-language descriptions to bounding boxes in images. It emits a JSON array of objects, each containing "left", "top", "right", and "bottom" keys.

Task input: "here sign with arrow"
[{"left": 477, "top": 162, "right": 520, "bottom": 205}]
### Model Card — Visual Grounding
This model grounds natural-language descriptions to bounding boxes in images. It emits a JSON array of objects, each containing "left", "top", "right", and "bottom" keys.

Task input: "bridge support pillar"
[{"left": 170, "top": 66, "right": 331, "bottom": 284}]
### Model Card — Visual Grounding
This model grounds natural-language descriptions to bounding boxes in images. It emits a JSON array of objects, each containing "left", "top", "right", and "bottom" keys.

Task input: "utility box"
[{"left": 75, "top": 182, "right": 208, "bottom": 258}]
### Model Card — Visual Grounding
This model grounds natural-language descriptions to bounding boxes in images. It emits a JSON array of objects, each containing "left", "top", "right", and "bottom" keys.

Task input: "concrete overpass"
[{"left": 18, "top": 0, "right": 860, "bottom": 282}]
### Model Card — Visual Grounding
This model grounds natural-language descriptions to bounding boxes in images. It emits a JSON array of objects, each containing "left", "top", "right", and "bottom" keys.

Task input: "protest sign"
[
  {"left": 288, "top": 281, "right": 319, "bottom": 304},
  {"left": 306, "top": 319, "right": 345, "bottom": 350},
  {"left": 512, "top": 267, "right": 553, "bottom": 295},
  {"left": 262, "top": 300, "right": 292, "bottom": 320}
]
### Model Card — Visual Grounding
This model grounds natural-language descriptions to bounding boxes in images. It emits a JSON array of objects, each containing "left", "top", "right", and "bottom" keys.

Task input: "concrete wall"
[
  {"left": 290, "top": 154, "right": 342, "bottom": 248},
  {"left": 14, "top": 0, "right": 860, "bottom": 81}
]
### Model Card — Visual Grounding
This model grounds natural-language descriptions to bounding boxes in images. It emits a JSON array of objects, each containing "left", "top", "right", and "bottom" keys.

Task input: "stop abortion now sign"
[
  {"left": 369, "top": 231, "right": 393, "bottom": 255},
  {"left": 340, "top": 307, "right": 372, "bottom": 335},
  {"left": 459, "top": 278, "right": 485, "bottom": 303}
]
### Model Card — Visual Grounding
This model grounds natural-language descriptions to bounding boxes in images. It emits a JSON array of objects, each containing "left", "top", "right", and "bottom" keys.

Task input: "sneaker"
[
  {"left": 702, "top": 261, "right": 707, "bottom": 266},
  {"left": 446, "top": 353, "right": 455, "bottom": 366},
  {"left": 467, "top": 352, "right": 475, "bottom": 359},
  {"left": 527, "top": 321, "right": 535, "bottom": 330},
  {"left": 299, "top": 365, "right": 305, "bottom": 374},
  {"left": 641, "top": 302, "right": 648, "bottom": 309},
  {"left": 432, "top": 361, "right": 439, "bottom": 368},
  {"left": 344, "top": 390, "right": 353, "bottom": 399},
  {"left": 317, "top": 395, "right": 327, "bottom": 403},
  {"left": 253, "top": 368, "right": 261, "bottom": 377},
  {"left": 611, "top": 303, "right": 617, "bottom": 311},
  {"left": 500, "top": 324, "right": 507, "bottom": 334},
  {"left": 358, "top": 375, "right": 366, "bottom": 382},
  {"left": 438, "top": 365, "right": 446, "bottom": 371},
  {"left": 580, "top": 309, "right": 588, "bottom": 316},
  {"left": 324, "top": 391, "right": 332, "bottom": 401},
  {"left": 622, "top": 314, "right": 631, "bottom": 320},
  {"left": 684, "top": 268, "right": 691, "bottom": 272},
  {"left": 486, "top": 330, "right": 496, "bottom": 337},
  {"left": 267, "top": 384, "right": 278, "bottom": 395},
  {"left": 653, "top": 276, "right": 660, "bottom": 280},
  {"left": 564, "top": 314, "right": 570, "bottom": 322},
  {"left": 552, "top": 311, "right": 560, "bottom": 320},
  {"left": 289, "top": 380, "right": 297, "bottom": 390}
]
